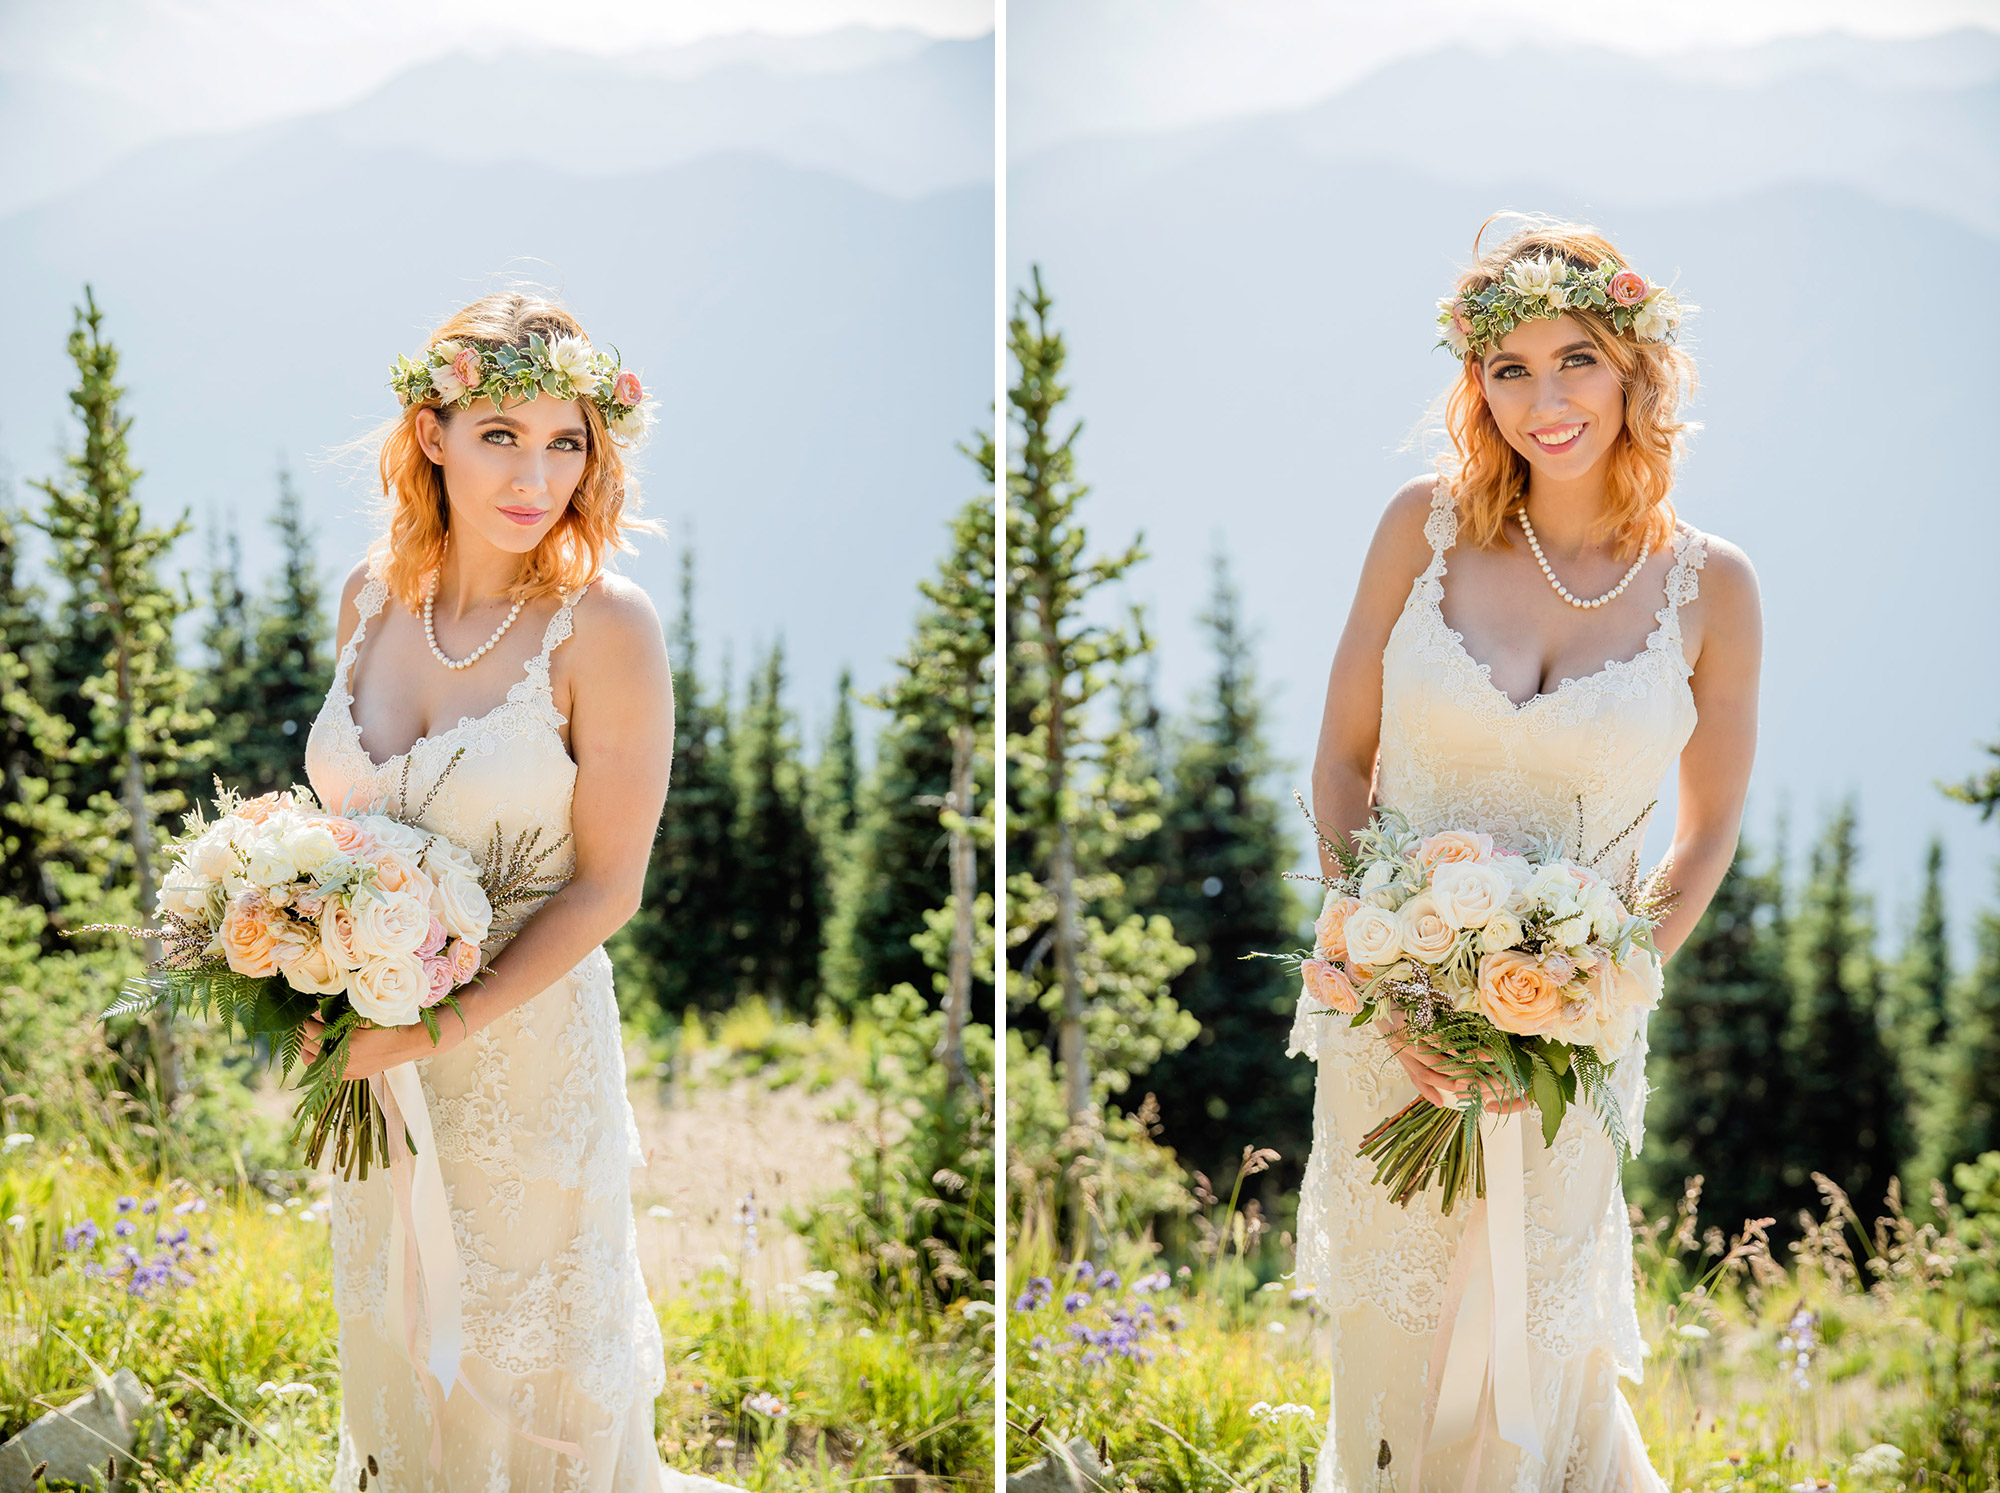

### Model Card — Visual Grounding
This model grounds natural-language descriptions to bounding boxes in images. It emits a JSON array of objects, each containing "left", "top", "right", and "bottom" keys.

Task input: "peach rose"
[
  {"left": 314, "top": 816, "right": 376, "bottom": 860},
  {"left": 451, "top": 346, "right": 483, "bottom": 391},
  {"left": 447, "top": 938, "right": 482, "bottom": 985},
  {"left": 1608, "top": 270, "right": 1649, "bottom": 307},
  {"left": 1396, "top": 893, "right": 1458, "bottom": 963},
  {"left": 1417, "top": 829, "right": 1494, "bottom": 875},
  {"left": 218, "top": 893, "right": 283, "bottom": 977},
  {"left": 1314, "top": 895, "right": 1361, "bottom": 961},
  {"left": 349, "top": 954, "right": 425, "bottom": 1026},
  {"left": 1302, "top": 958, "right": 1361, "bottom": 1015},
  {"left": 613, "top": 370, "right": 644, "bottom": 407},
  {"left": 231, "top": 792, "right": 292, "bottom": 826},
  {"left": 420, "top": 955, "right": 454, "bottom": 1007},
  {"left": 318, "top": 900, "right": 368, "bottom": 972},
  {"left": 1475, "top": 950, "right": 1567, "bottom": 1036},
  {"left": 366, "top": 848, "right": 430, "bottom": 898},
  {"left": 276, "top": 934, "right": 347, "bottom": 996}
]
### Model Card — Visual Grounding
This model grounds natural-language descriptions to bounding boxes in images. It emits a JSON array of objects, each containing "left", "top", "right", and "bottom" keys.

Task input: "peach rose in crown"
[
  {"left": 1607, "top": 270, "right": 1649, "bottom": 307},
  {"left": 1474, "top": 950, "right": 1567, "bottom": 1036},
  {"left": 1417, "top": 829, "right": 1493, "bottom": 875},
  {"left": 1302, "top": 957, "right": 1361, "bottom": 1015},
  {"left": 451, "top": 346, "right": 483, "bottom": 391},
  {"left": 1314, "top": 894, "right": 1361, "bottom": 961},
  {"left": 613, "top": 370, "right": 644, "bottom": 407},
  {"left": 218, "top": 893, "right": 284, "bottom": 978}
]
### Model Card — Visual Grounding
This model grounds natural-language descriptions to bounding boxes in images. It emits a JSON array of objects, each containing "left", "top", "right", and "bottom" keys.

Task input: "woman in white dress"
[
  {"left": 1292, "top": 218, "right": 1762, "bottom": 1490},
  {"left": 301, "top": 291, "right": 681, "bottom": 1490}
]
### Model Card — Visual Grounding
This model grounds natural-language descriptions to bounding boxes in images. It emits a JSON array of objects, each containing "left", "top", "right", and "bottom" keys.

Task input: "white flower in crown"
[
  {"left": 1436, "top": 296, "right": 1471, "bottom": 357},
  {"left": 1631, "top": 290, "right": 1677, "bottom": 342},
  {"left": 1504, "top": 256, "right": 1565, "bottom": 306},
  {"left": 549, "top": 336, "right": 600, "bottom": 396}
]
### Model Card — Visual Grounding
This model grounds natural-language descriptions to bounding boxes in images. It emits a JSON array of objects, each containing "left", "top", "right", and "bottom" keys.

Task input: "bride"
[
  {"left": 300, "top": 291, "right": 683, "bottom": 1489},
  {"left": 1290, "top": 218, "right": 1761, "bottom": 1490}
]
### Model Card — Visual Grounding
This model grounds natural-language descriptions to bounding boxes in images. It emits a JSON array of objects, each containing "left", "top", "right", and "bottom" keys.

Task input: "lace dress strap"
[
  {"left": 517, "top": 581, "right": 592, "bottom": 708},
  {"left": 1652, "top": 523, "right": 1709, "bottom": 670},
  {"left": 1422, "top": 473, "right": 1460, "bottom": 564},
  {"left": 334, "top": 552, "right": 393, "bottom": 704}
]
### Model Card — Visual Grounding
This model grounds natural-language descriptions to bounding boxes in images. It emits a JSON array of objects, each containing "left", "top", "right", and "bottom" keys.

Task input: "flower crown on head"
[
  {"left": 390, "top": 332, "right": 655, "bottom": 443},
  {"left": 1436, "top": 255, "right": 1685, "bottom": 361}
]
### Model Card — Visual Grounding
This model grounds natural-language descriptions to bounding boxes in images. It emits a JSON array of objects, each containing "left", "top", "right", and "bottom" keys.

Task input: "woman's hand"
[
  {"left": 1375, "top": 1008, "right": 1531, "bottom": 1116},
  {"left": 299, "top": 1012, "right": 468, "bottom": 1082}
]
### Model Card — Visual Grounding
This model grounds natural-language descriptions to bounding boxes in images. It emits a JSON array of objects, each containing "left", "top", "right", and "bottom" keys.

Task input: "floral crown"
[
  {"left": 1436, "top": 255, "right": 1685, "bottom": 360},
  {"left": 390, "top": 332, "right": 655, "bottom": 443}
]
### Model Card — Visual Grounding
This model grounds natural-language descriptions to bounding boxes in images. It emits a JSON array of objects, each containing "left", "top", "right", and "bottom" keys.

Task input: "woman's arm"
[
  {"left": 325, "top": 576, "right": 675, "bottom": 1078},
  {"left": 1310, "top": 475, "right": 1439, "bottom": 878},
  {"left": 1649, "top": 538, "right": 1763, "bottom": 961}
]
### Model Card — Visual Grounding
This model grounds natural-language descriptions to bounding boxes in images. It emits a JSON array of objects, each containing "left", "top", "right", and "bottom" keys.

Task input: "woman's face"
[
  {"left": 416, "top": 393, "right": 590, "bottom": 555},
  {"left": 1475, "top": 313, "right": 1626, "bottom": 484}
]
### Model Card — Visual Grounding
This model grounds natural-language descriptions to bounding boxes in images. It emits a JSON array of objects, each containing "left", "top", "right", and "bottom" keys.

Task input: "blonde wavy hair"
[
  {"left": 371, "top": 290, "right": 658, "bottom": 611},
  {"left": 1438, "top": 214, "right": 1697, "bottom": 560}
]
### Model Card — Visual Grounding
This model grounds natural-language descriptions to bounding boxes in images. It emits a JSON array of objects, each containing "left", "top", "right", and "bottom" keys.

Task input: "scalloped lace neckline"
[
  {"left": 335, "top": 575, "right": 580, "bottom": 775},
  {"left": 1426, "top": 523, "right": 1699, "bottom": 716}
]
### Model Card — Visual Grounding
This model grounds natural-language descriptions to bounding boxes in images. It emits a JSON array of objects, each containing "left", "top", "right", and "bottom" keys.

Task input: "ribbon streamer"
[
  {"left": 372, "top": 1063, "right": 584, "bottom": 1473},
  {"left": 1406, "top": 1110, "right": 1547, "bottom": 1493}
]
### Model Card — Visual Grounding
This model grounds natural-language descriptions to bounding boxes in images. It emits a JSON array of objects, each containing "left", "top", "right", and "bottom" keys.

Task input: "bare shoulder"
[
  {"left": 1686, "top": 527, "right": 1760, "bottom": 617},
  {"left": 333, "top": 556, "right": 374, "bottom": 647},
  {"left": 569, "top": 572, "right": 668, "bottom": 667},
  {"left": 1364, "top": 472, "right": 1445, "bottom": 583}
]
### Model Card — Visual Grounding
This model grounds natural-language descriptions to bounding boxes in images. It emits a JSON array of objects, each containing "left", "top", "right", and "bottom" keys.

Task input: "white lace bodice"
[
  {"left": 1288, "top": 475, "right": 1705, "bottom": 1433},
  {"left": 304, "top": 553, "right": 665, "bottom": 1487}
]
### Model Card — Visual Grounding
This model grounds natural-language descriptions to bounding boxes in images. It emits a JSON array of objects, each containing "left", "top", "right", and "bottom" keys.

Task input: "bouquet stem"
[
  {"left": 299, "top": 1077, "right": 401, "bottom": 1181},
  {"left": 1357, "top": 1097, "right": 1487, "bottom": 1213}
]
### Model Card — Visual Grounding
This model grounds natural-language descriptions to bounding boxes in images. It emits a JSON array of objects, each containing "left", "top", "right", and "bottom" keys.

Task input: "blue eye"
[
  {"left": 482, "top": 429, "right": 515, "bottom": 445},
  {"left": 551, "top": 437, "right": 583, "bottom": 452}
]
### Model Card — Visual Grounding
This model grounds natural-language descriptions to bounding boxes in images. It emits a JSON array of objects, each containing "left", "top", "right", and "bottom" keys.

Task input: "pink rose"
[
  {"left": 447, "top": 938, "right": 482, "bottom": 985},
  {"left": 451, "top": 346, "right": 483, "bottom": 389},
  {"left": 1302, "top": 957, "right": 1361, "bottom": 1015},
  {"left": 613, "top": 370, "right": 643, "bottom": 407},
  {"left": 420, "top": 955, "right": 454, "bottom": 1007},
  {"left": 417, "top": 916, "right": 448, "bottom": 958},
  {"left": 1608, "top": 270, "right": 1648, "bottom": 307},
  {"left": 1451, "top": 301, "right": 1472, "bottom": 335}
]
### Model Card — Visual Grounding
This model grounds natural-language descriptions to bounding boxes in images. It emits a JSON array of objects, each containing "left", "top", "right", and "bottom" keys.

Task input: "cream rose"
[
  {"left": 1416, "top": 829, "right": 1493, "bottom": 875},
  {"left": 1396, "top": 894, "right": 1458, "bottom": 963},
  {"left": 366, "top": 848, "right": 431, "bottom": 900},
  {"left": 353, "top": 814, "right": 428, "bottom": 856},
  {"left": 184, "top": 826, "right": 240, "bottom": 884},
  {"left": 1343, "top": 904, "right": 1403, "bottom": 969},
  {"left": 348, "top": 954, "right": 425, "bottom": 1026},
  {"left": 1314, "top": 895, "right": 1361, "bottom": 961},
  {"left": 1479, "top": 910, "right": 1525, "bottom": 953},
  {"left": 431, "top": 870, "right": 493, "bottom": 944},
  {"left": 158, "top": 865, "right": 212, "bottom": 923},
  {"left": 276, "top": 934, "right": 348, "bottom": 996},
  {"left": 218, "top": 893, "right": 282, "bottom": 977},
  {"left": 1301, "top": 958, "right": 1361, "bottom": 1015},
  {"left": 420, "top": 835, "right": 480, "bottom": 885},
  {"left": 1474, "top": 950, "right": 1566, "bottom": 1036},
  {"left": 1429, "top": 861, "right": 1511, "bottom": 930},
  {"left": 350, "top": 888, "right": 430, "bottom": 959},
  {"left": 318, "top": 901, "right": 366, "bottom": 971}
]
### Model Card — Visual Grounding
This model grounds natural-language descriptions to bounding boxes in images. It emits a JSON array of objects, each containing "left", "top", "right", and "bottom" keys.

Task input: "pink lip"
[{"left": 498, "top": 506, "right": 546, "bottom": 526}]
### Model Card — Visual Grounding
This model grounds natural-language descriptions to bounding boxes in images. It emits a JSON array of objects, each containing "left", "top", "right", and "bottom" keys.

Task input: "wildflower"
[
  {"left": 1131, "top": 1270, "right": 1171, "bottom": 1294},
  {"left": 1095, "top": 1270, "right": 1122, "bottom": 1292},
  {"left": 265, "top": 1203, "right": 285, "bottom": 1217},
  {"left": 4, "top": 1215, "right": 23, "bottom": 1233},
  {"left": 1267, "top": 1321, "right": 1287, "bottom": 1334},
  {"left": 141, "top": 1198, "right": 159, "bottom": 1214},
  {"left": 1675, "top": 1323, "right": 1710, "bottom": 1340},
  {"left": 258, "top": 1381, "right": 320, "bottom": 1400},
  {"left": 647, "top": 1205, "right": 673, "bottom": 1219},
  {"left": 1070, "top": 1260, "right": 1096, "bottom": 1286},
  {"left": 172, "top": 1198, "right": 207, "bottom": 1217},
  {"left": 113, "top": 1219, "right": 136, "bottom": 1238},
  {"left": 1062, "top": 1291, "right": 1090, "bottom": 1313},
  {"left": 1029, "top": 1334, "right": 1049, "bottom": 1350},
  {"left": 115, "top": 1197, "right": 136, "bottom": 1214},
  {"left": 801, "top": 1270, "right": 837, "bottom": 1295},
  {"left": 1849, "top": 1445, "right": 1904, "bottom": 1478},
  {"left": 1249, "top": 1402, "right": 1316, "bottom": 1423},
  {"left": 2, "top": 1132, "right": 33, "bottom": 1151},
  {"left": 62, "top": 1219, "right": 100, "bottom": 1251},
  {"left": 743, "top": 1391, "right": 787, "bottom": 1418}
]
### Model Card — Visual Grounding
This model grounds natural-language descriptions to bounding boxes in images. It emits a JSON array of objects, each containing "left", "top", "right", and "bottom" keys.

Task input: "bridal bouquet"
[
  {"left": 93, "top": 771, "right": 567, "bottom": 1178},
  {"left": 1280, "top": 800, "right": 1675, "bottom": 1213}
]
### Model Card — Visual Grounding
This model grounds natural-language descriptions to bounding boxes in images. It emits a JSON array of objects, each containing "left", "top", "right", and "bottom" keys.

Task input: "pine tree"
[
  {"left": 731, "top": 640, "right": 823, "bottom": 1010},
  {"left": 27, "top": 287, "right": 210, "bottom": 1098},
  {"left": 620, "top": 548, "right": 743, "bottom": 1014},
  {"left": 1007, "top": 268, "right": 1197, "bottom": 1241},
  {"left": 1126, "top": 549, "right": 1309, "bottom": 1194},
  {"left": 0, "top": 496, "right": 78, "bottom": 923},
  {"left": 1947, "top": 729, "right": 2000, "bottom": 821},
  {"left": 1929, "top": 888, "right": 2000, "bottom": 1187},
  {"left": 1781, "top": 803, "right": 1908, "bottom": 1220},
  {"left": 194, "top": 523, "right": 257, "bottom": 794},
  {"left": 811, "top": 670, "right": 861, "bottom": 853},
  {"left": 245, "top": 467, "right": 330, "bottom": 793},
  {"left": 1637, "top": 837, "right": 1792, "bottom": 1237},
  {"left": 1892, "top": 840, "right": 1952, "bottom": 1056}
]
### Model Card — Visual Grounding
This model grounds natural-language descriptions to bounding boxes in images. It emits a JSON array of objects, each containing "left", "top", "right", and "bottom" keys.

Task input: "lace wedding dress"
[
  {"left": 1288, "top": 477, "right": 1705, "bottom": 1491},
  {"left": 304, "top": 555, "right": 669, "bottom": 1491}
]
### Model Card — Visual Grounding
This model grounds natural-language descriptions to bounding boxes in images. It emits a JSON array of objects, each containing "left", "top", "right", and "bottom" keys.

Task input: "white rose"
[
  {"left": 1632, "top": 293, "right": 1675, "bottom": 341},
  {"left": 1429, "top": 861, "right": 1512, "bottom": 930},
  {"left": 549, "top": 336, "right": 600, "bottom": 395},
  {"left": 1396, "top": 893, "right": 1458, "bottom": 963},
  {"left": 350, "top": 888, "right": 431, "bottom": 959},
  {"left": 348, "top": 954, "right": 425, "bottom": 1026},
  {"left": 1344, "top": 904, "right": 1403, "bottom": 969},
  {"left": 1479, "top": 911, "right": 1525, "bottom": 953},
  {"left": 430, "top": 869, "right": 493, "bottom": 944},
  {"left": 1552, "top": 914, "right": 1592, "bottom": 949},
  {"left": 240, "top": 829, "right": 299, "bottom": 890},
  {"left": 285, "top": 823, "right": 341, "bottom": 880},
  {"left": 184, "top": 827, "right": 239, "bottom": 884},
  {"left": 1359, "top": 861, "right": 1394, "bottom": 895},
  {"left": 353, "top": 815, "right": 428, "bottom": 856},
  {"left": 276, "top": 935, "right": 348, "bottom": 996},
  {"left": 420, "top": 836, "right": 481, "bottom": 885},
  {"left": 158, "top": 865, "right": 213, "bottom": 922}
]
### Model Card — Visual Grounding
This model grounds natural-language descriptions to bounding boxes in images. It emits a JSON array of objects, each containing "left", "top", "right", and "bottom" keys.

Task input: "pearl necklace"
[
  {"left": 424, "top": 563, "right": 524, "bottom": 671},
  {"left": 1517, "top": 508, "right": 1650, "bottom": 610}
]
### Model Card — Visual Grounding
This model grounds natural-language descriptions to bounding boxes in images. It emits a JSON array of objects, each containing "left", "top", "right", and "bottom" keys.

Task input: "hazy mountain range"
[
  {"left": 0, "top": 30, "right": 994, "bottom": 739},
  {"left": 1009, "top": 31, "right": 2000, "bottom": 947}
]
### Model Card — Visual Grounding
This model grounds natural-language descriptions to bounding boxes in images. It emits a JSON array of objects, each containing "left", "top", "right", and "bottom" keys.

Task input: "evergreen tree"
[
  {"left": 1125, "top": 549, "right": 1308, "bottom": 1193},
  {"left": 731, "top": 639, "right": 822, "bottom": 1010},
  {"left": 194, "top": 523, "right": 257, "bottom": 793},
  {"left": 1637, "top": 837, "right": 1792, "bottom": 1237},
  {"left": 246, "top": 467, "right": 330, "bottom": 792},
  {"left": 1928, "top": 886, "right": 2000, "bottom": 1189},
  {"left": 1947, "top": 728, "right": 2000, "bottom": 821},
  {"left": 1891, "top": 839, "right": 1952, "bottom": 1056},
  {"left": 621, "top": 548, "right": 743, "bottom": 1014},
  {"left": 27, "top": 287, "right": 210, "bottom": 1098},
  {"left": 810, "top": 670, "right": 861, "bottom": 852},
  {"left": 0, "top": 496, "right": 79, "bottom": 923},
  {"left": 1007, "top": 268, "right": 1197, "bottom": 1240},
  {"left": 1781, "top": 803, "right": 1908, "bottom": 1219}
]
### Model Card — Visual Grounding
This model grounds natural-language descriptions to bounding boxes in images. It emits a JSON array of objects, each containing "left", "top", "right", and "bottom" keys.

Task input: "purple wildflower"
[{"left": 62, "top": 1219, "right": 99, "bottom": 1250}]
